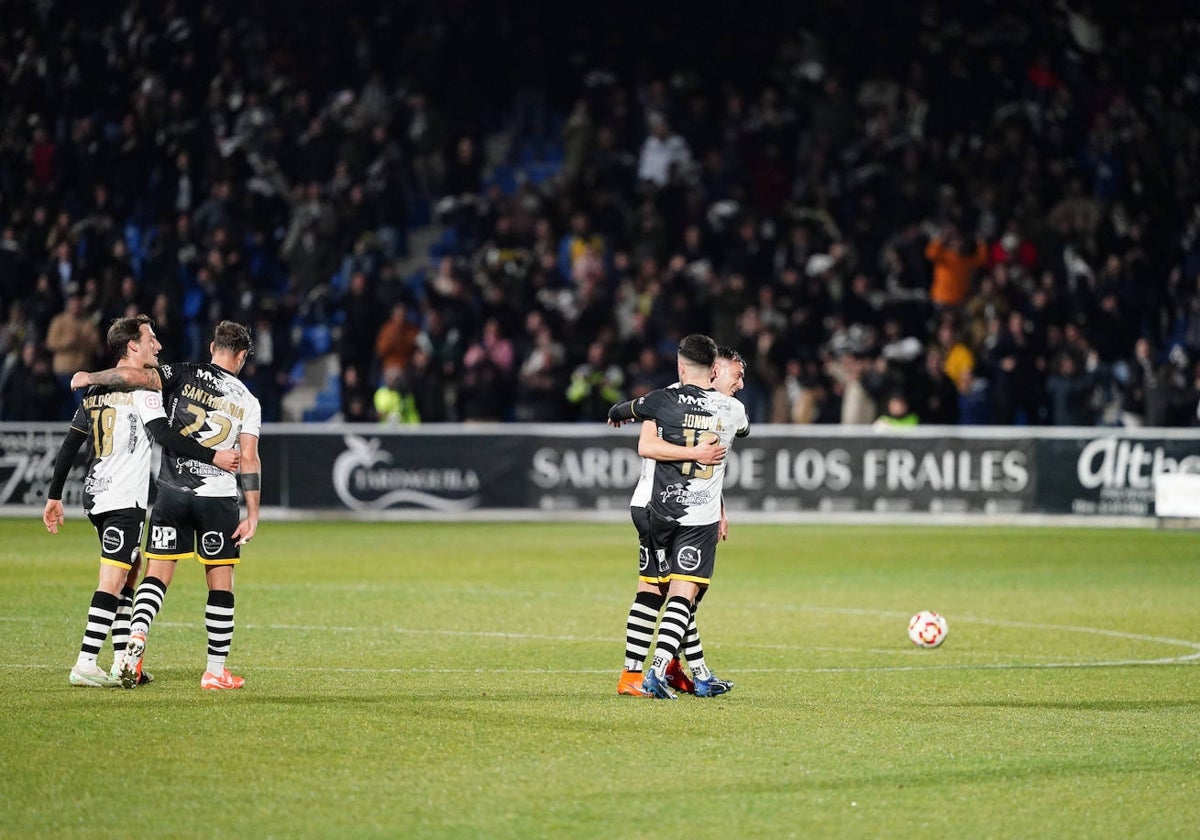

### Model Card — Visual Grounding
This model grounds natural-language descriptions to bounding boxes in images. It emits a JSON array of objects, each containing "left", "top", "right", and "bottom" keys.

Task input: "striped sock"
[
  {"left": 111, "top": 586, "right": 135, "bottom": 658},
  {"left": 205, "top": 590, "right": 235, "bottom": 675},
  {"left": 683, "top": 587, "right": 711, "bottom": 680},
  {"left": 76, "top": 591, "right": 119, "bottom": 668},
  {"left": 623, "top": 591, "right": 665, "bottom": 671},
  {"left": 649, "top": 596, "right": 692, "bottom": 677},
  {"left": 681, "top": 610, "right": 712, "bottom": 681},
  {"left": 130, "top": 576, "right": 168, "bottom": 637}
]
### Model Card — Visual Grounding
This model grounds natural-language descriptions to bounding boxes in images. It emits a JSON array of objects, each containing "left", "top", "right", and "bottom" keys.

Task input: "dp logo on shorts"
[{"left": 150, "top": 525, "right": 176, "bottom": 551}]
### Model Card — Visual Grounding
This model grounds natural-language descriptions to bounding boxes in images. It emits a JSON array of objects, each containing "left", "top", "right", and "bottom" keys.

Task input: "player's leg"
[
  {"left": 642, "top": 577, "right": 698, "bottom": 699},
  {"left": 618, "top": 580, "right": 664, "bottom": 696},
  {"left": 109, "top": 547, "right": 154, "bottom": 685},
  {"left": 680, "top": 585, "right": 724, "bottom": 690},
  {"left": 197, "top": 496, "right": 244, "bottom": 690},
  {"left": 618, "top": 506, "right": 663, "bottom": 696},
  {"left": 121, "top": 489, "right": 190, "bottom": 686},
  {"left": 110, "top": 547, "right": 142, "bottom": 662},
  {"left": 71, "top": 511, "right": 140, "bottom": 687},
  {"left": 644, "top": 522, "right": 730, "bottom": 698}
]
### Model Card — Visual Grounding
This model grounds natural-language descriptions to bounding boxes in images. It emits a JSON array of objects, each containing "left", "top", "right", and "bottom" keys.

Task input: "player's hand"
[
  {"left": 607, "top": 418, "right": 629, "bottom": 428},
  {"left": 43, "top": 500, "right": 64, "bottom": 534},
  {"left": 69, "top": 371, "right": 91, "bottom": 390},
  {"left": 213, "top": 450, "right": 241, "bottom": 472},
  {"left": 719, "top": 512, "right": 729, "bottom": 541},
  {"left": 691, "top": 440, "right": 726, "bottom": 466},
  {"left": 232, "top": 517, "right": 257, "bottom": 547}
]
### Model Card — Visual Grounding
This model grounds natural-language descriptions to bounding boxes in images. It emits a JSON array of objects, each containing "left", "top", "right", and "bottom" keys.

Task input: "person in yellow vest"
[
  {"left": 374, "top": 367, "right": 420, "bottom": 424},
  {"left": 874, "top": 392, "right": 920, "bottom": 428}
]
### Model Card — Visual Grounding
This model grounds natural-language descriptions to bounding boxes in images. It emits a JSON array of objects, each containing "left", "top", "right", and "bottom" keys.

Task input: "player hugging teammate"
[{"left": 607, "top": 334, "right": 749, "bottom": 699}]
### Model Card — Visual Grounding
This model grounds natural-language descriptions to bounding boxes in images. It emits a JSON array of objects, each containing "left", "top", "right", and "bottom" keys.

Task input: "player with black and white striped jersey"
[
  {"left": 608, "top": 334, "right": 749, "bottom": 699},
  {"left": 44, "top": 315, "right": 240, "bottom": 688},
  {"left": 72, "top": 320, "right": 262, "bottom": 690},
  {"left": 615, "top": 346, "right": 746, "bottom": 697}
]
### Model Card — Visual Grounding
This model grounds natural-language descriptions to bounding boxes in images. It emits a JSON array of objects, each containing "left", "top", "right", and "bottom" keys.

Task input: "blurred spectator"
[
  {"left": 0, "top": 342, "right": 64, "bottom": 420},
  {"left": 874, "top": 392, "right": 919, "bottom": 428},
  {"left": 374, "top": 367, "right": 421, "bottom": 424},
  {"left": 1045, "top": 352, "right": 1098, "bottom": 426},
  {"left": 926, "top": 224, "right": 988, "bottom": 310},
  {"left": 44, "top": 292, "right": 100, "bottom": 383},
  {"left": 515, "top": 318, "right": 568, "bottom": 421},
  {"left": 375, "top": 304, "right": 420, "bottom": 375},
  {"left": 913, "top": 347, "right": 961, "bottom": 426},
  {"left": 340, "top": 365, "right": 376, "bottom": 423},
  {"left": 566, "top": 340, "right": 625, "bottom": 421},
  {"left": 638, "top": 112, "right": 691, "bottom": 187}
]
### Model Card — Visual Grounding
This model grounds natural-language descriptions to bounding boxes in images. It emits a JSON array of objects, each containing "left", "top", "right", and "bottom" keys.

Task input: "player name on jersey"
[
  {"left": 179, "top": 383, "right": 247, "bottom": 420},
  {"left": 81, "top": 391, "right": 137, "bottom": 409}
]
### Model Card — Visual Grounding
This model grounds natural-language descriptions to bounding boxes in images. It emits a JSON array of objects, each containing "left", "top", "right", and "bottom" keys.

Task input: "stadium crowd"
[{"left": 2, "top": 1, "right": 1200, "bottom": 428}]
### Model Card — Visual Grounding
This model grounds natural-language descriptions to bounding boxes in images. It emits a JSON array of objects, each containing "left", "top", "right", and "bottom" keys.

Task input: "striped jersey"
[
  {"left": 156, "top": 362, "right": 262, "bottom": 498},
  {"left": 629, "top": 383, "right": 679, "bottom": 510},
  {"left": 72, "top": 386, "right": 166, "bottom": 514},
  {"left": 629, "top": 383, "right": 749, "bottom": 525}
]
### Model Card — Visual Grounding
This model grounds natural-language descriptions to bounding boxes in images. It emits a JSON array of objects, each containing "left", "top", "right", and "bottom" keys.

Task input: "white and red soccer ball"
[{"left": 908, "top": 610, "right": 948, "bottom": 648}]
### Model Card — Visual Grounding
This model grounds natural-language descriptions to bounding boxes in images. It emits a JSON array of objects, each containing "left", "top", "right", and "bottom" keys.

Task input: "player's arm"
[
  {"left": 232, "top": 432, "right": 261, "bottom": 546},
  {"left": 607, "top": 399, "right": 641, "bottom": 427},
  {"left": 70, "top": 366, "right": 164, "bottom": 392},
  {"left": 719, "top": 497, "right": 729, "bottom": 541},
  {"left": 144, "top": 418, "right": 240, "bottom": 473},
  {"left": 43, "top": 425, "right": 88, "bottom": 534},
  {"left": 608, "top": 389, "right": 669, "bottom": 427},
  {"left": 636, "top": 420, "right": 725, "bottom": 466}
]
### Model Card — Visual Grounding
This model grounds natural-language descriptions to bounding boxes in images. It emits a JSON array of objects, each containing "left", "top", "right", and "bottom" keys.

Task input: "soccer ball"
[{"left": 908, "top": 610, "right": 948, "bottom": 648}]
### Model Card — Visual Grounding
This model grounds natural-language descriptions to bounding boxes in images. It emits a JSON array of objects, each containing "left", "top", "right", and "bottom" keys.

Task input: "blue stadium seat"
[{"left": 428, "top": 227, "right": 459, "bottom": 259}]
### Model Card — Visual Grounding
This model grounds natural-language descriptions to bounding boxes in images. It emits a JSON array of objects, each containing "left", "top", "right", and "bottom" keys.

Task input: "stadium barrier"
[{"left": 3, "top": 422, "right": 1198, "bottom": 525}]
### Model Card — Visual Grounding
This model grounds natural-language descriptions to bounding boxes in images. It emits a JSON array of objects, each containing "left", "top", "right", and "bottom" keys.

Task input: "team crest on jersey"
[
  {"left": 101, "top": 526, "right": 124, "bottom": 554},
  {"left": 201, "top": 530, "right": 225, "bottom": 556},
  {"left": 677, "top": 545, "right": 703, "bottom": 572}
]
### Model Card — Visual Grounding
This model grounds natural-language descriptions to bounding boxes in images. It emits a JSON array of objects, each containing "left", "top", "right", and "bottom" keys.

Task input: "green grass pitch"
[{"left": 1, "top": 518, "right": 1198, "bottom": 838}]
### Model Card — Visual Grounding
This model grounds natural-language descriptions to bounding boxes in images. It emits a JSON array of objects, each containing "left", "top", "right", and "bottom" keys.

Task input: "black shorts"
[
  {"left": 648, "top": 509, "right": 720, "bottom": 585},
  {"left": 88, "top": 507, "right": 146, "bottom": 570},
  {"left": 631, "top": 505, "right": 669, "bottom": 583},
  {"left": 145, "top": 486, "right": 241, "bottom": 565}
]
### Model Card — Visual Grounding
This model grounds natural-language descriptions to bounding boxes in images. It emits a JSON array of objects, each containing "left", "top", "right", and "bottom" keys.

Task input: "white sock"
[{"left": 206, "top": 656, "right": 226, "bottom": 675}]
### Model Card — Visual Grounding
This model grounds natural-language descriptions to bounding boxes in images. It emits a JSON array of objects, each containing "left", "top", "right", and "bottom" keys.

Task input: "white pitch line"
[{"left": 4, "top": 609, "right": 1199, "bottom": 672}]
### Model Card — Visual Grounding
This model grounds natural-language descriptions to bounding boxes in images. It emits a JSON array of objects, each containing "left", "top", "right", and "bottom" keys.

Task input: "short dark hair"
[
  {"left": 678, "top": 334, "right": 717, "bottom": 368},
  {"left": 107, "top": 315, "right": 153, "bottom": 359},
  {"left": 213, "top": 320, "right": 253, "bottom": 356},
  {"left": 716, "top": 345, "right": 745, "bottom": 367}
]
